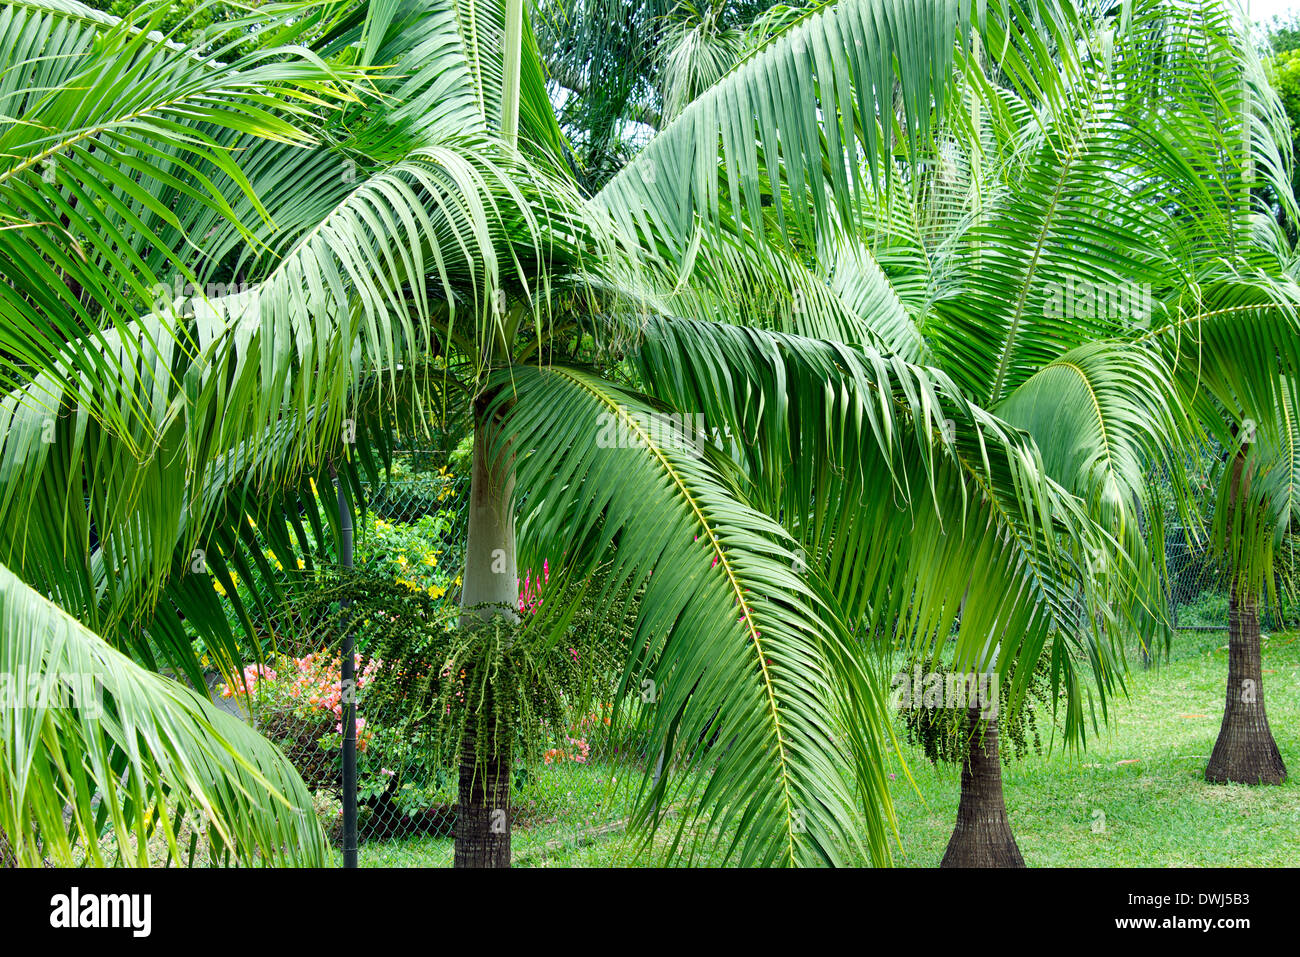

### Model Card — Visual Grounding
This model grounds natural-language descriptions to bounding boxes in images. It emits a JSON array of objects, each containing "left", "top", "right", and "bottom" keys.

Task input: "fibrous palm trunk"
[
  {"left": 453, "top": 399, "right": 517, "bottom": 868},
  {"left": 940, "top": 708, "right": 1025, "bottom": 868},
  {"left": 454, "top": 728, "right": 512, "bottom": 867},
  {"left": 1205, "top": 583, "right": 1287, "bottom": 785},
  {"left": 1205, "top": 445, "right": 1287, "bottom": 787}
]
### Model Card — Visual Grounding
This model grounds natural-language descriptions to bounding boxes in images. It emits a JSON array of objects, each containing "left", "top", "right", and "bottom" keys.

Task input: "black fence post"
[{"left": 337, "top": 470, "right": 358, "bottom": 869}]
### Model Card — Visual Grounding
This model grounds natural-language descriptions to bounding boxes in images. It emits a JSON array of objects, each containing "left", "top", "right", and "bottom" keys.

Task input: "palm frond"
[
  {"left": 0, "top": 560, "right": 329, "bottom": 867},
  {"left": 0, "top": 0, "right": 367, "bottom": 409},
  {"left": 635, "top": 316, "right": 1153, "bottom": 740},
  {"left": 493, "top": 362, "right": 888, "bottom": 866},
  {"left": 594, "top": 0, "right": 976, "bottom": 260}
]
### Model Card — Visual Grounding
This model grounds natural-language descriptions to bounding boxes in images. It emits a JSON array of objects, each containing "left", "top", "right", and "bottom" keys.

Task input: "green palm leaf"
[
  {"left": 493, "top": 362, "right": 889, "bottom": 866},
  {"left": 595, "top": 0, "right": 977, "bottom": 260},
  {"left": 635, "top": 316, "right": 1148, "bottom": 739},
  {"left": 0, "top": 560, "right": 329, "bottom": 867}
]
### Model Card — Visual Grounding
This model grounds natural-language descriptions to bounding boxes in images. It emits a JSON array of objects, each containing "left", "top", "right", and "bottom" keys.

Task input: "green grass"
[
  {"left": 344, "top": 762, "right": 643, "bottom": 867},
  {"left": 339, "top": 629, "right": 1300, "bottom": 866},
  {"left": 885, "top": 629, "right": 1300, "bottom": 867}
]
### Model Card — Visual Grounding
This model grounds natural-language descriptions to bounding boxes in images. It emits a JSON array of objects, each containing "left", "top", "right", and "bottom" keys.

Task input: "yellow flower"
[
  {"left": 394, "top": 554, "right": 408, "bottom": 567},
  {"left": 454, "top": 575, "right": 462, "bottom": 586},
  {"left": 427, "top": 585, "right": 446, "bottom": 599},
  {"left": 213, "top": 581, "right": 227, "bottom": 597},
  {"left": 422, "top": 552, "right": 436, "bottom": 566},
  {"left": 296, "top": 558, "right": 306, "bottom": 570}
]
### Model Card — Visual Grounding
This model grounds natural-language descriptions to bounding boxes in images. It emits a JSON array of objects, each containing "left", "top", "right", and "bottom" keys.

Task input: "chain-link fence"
[
  {"left": 1154, "top": 453, "right": 1298, "bottom": 631},
  {"left": 1164, "top": 530, "right": 1297, "bottom": 631},
  {"left": 207, "top": 449, "right": 653, "bottom": 865},
  {"left": 207, "top": 452, "right": 1296, "bottom": 865}
]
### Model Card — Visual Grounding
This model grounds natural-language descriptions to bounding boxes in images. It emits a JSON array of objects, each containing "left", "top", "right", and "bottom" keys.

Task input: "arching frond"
[
  {"left": 595, "top": 0, "right": 977, "bottom": 261},
  {"left": 0, "top": 561, "right": 329, "bottom": 867},
  {"left": 634, "top": 317, "right": 1149, "bottom": 741},
  {"left": 493, "top": 362, "right": 890, "bottom": 866}
]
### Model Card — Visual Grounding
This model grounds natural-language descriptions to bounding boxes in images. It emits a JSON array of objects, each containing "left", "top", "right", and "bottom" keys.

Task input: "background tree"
[
  {"left": 4, "top": 0, "right": 1100, "bottom": 869},
  {"left": 603, "top": 0, "right": 1300, "bottom": 854}
]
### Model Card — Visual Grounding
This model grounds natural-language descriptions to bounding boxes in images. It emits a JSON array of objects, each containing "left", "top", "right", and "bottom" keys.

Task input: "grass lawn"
[
  {"left": 341, "top": 629, "right": 1300, "bottom": 867},
  {"left": 885, "top": 628, "right": 1300, "bottom": 867},
  {"left": 347, "top": 762, "right": 645, "bottom": 867}
]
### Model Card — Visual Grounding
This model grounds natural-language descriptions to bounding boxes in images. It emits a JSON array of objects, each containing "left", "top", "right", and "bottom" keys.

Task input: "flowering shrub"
[
  {"left": 201, "top": 480, "right": 645, "bottom": 825},
  {"left": 220, "top": 662, "right": 276, "bottom": 696},
  {"left": 284, "top": 575, "right": 465, "bottom": 820},
  {"left": 540, "top": 697, "right": 603, "bottom": 765},
  {"left": 572, "top": 700, "right": 614, "bottom": 735},
  {"left": 518, "top": 559, "right": 549, "bottom": 614},
  {"left": 198, "top": 467, "right": 464, "bottom": 648},
  {"left": 543, "top": 736, "right": 590, "bottom": 764},
  {"left": 220, "top": 651, "right": 384, "bottom": 787},
  {"left": 356, "top": 511, "right": 462, "bottom": 601}
]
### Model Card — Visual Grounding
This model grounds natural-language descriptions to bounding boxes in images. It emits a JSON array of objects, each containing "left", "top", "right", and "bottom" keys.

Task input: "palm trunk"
[
  {"left": 1206, "top": 445, "right": 1287, "bottom": 786},
  {"left": 454, "top": 729, "right": 512, "bottom": 868},
  {"left": 453, "top": 398, "right": 517, "bottom": 868},
  {"left": 1205, "top": 583, "right": 1287, "bottom": 785},
  {"left": 940, "top": 708, "right": 1025, "bottom": 868}
]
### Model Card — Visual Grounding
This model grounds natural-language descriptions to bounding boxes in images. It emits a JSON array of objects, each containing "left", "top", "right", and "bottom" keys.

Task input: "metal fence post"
[{"left": 337, "top": 472, "right": 358, "bottom": 868}]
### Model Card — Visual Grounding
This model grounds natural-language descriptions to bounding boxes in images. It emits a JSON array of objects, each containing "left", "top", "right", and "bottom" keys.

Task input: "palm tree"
[
  {"left": 0, "top": 0, "right": 607, "bottom": 865},
  {"left": 559, "top": 0, "right": 1159, "bottom": 865},
  {"left": 0, "top": 0, "right": 1196, "bottom": 870},
  {"left": 590, "top": 0, "right": 1300, "bottom": 856},
  {"left": 1198, "top": 373, "right": 1296, "bottom": 785},
  {"left": 844, "top": 0, "right": 1300, "bottom": 824}
]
